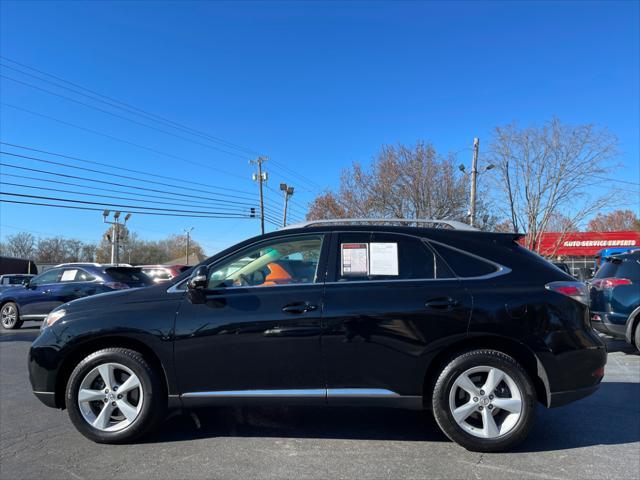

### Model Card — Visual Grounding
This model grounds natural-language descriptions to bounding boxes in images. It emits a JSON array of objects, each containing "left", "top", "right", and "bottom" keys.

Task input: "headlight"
[{"left": 42, "top": 309, "right": 66, "bottom": 330}]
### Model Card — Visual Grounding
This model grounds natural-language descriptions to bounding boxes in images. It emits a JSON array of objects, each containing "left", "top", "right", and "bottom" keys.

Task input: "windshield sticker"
[
  {"left": 341, "top": 243, "right": 369, "bottom": 276},
  {"left": 370, "top": 243, "right": 399, "bottom": 276}
]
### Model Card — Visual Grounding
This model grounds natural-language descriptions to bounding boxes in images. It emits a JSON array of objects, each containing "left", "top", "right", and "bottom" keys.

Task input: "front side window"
[
  {"left": 32, "top": 268, "right": 62, "bottom": 285},
  {"left": 208, "top": 235, "right": 324, "bottom": 289}
]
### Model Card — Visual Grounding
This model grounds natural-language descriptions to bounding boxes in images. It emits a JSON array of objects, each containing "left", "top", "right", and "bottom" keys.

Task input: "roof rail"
[
  {"left": 54, "top": 262, "right": 103, "bottom": 267},
  {"left": 282, "top": 218, "right": 479, "bottom": 231}
]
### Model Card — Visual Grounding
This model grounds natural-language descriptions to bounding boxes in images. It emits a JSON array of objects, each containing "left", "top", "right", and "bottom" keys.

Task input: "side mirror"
[
  {"left": 23, "top": 279, "right": 33, "bottom": 288},
  {"left": 187, "top": 266, "right": 208, "bottom": 290}
]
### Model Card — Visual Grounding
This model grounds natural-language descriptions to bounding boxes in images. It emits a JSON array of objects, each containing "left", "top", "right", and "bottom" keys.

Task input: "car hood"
[
  {"left": 0, "top": 285, "right": 27, "bottom": 297},
  {"left": 54, "top": 282, "right": 174, "bottom": 315}
]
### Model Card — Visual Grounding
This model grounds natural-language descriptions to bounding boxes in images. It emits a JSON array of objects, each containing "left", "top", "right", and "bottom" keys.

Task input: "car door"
[
  {"left": 174, "top": 233, "right": 329, "bottom": 403},
  {"left": 55, "top": 268, "right": 101, "bottom": 305},
  {"left": 321, "top": 231, "right": 472, "bottom": 405},
  {"left": 20, "top": 268, "right": 64, "bottom": 317}
]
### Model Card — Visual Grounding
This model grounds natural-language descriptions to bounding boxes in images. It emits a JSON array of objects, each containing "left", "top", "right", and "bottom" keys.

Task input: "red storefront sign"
[{"left": 523, "top": 231, "right": 640, "bottom": 257}]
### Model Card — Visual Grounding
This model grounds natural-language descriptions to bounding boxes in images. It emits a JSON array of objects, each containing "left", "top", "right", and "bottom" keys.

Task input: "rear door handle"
[
  {"left": 425, "top": 297, "right": 459, "bottom": 310},
  {"left": 282, "top": 302, "right": 318, "bottom": 314}
]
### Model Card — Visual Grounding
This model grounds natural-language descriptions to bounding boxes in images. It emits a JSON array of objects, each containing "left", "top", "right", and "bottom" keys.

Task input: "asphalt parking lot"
[{"left": 1, "top": 322, "right": 638, "bottom": 480}]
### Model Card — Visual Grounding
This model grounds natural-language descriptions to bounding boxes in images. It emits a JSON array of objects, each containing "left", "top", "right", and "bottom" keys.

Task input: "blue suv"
[
  {"left": 590, "top": 250, "right": 640, "bottom": 351},
  {"left": 0, "top": 264, "right": 153, "bottom": 329}
]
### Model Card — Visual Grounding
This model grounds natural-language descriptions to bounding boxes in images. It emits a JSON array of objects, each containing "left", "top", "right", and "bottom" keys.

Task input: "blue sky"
[{"left": 1, "top": 1, "right": 638, "bottom": 254}]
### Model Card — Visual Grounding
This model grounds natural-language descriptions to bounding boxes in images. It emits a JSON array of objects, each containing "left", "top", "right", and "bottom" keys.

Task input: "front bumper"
[{"left": 28, "top": 327, "right": 64, "bottom": 409}]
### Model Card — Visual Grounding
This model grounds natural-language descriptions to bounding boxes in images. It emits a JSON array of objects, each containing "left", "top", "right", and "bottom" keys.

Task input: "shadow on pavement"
[
  {"left": 603, "top": 336, "right": 638, "bottom": 354},
  {"left": 0, "top": 327, "right": 39, "bottom": 343},
  {"left": 144, "top": 382, "right": 639, "bottom": 451}
]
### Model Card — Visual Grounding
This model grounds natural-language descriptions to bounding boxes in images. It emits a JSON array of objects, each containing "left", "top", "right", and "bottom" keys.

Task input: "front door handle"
[
  {"left": 282, "top": 302, "right": 318, "bottom": 314},
  {"left": 425, "top": 297, "right": 460, "bottom": 310}
]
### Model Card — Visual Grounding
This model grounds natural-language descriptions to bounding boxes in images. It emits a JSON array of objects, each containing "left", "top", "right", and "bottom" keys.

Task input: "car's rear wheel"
[
  {"left": 65, "top": 348, "right": 165, "bottom": 443},
  {"left": 1, "top": 302, "right": 22, "bottom": 330},
  {"left": 431, "top": 349, "right": 536, "bottom": 452}
]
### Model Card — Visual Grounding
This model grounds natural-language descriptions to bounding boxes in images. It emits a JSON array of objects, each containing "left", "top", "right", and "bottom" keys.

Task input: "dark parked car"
[
  {"left": 589, "top": 250, "right": 640, "bottom": 351},
  {"left": 1, "top": 264, "right": 153, "bottom": 329},
  {"left": 0, "top": 274, "right": 34, "bottom": 291},
  {"left": 29, "top": 220, "right": 606, "bottom": 452}
]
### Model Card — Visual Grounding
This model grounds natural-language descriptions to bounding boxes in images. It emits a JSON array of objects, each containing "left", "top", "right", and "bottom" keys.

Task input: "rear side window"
[
  {"left": 428, "top": 242, "right": 498, "bottom": 278},
  {"left": 335, "top": 232, "right": 453, "bottom": 281},
  {"left": 105, "top": 268, "right": 153, "bottom": 286},
  {"left": 596, "top": 257, "right": 640, "bottom": 282}
]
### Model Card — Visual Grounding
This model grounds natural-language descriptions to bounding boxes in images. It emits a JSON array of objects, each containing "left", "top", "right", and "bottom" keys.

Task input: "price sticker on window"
[{"left": 341, "top": 243, "right": 369, "bottom": 276}]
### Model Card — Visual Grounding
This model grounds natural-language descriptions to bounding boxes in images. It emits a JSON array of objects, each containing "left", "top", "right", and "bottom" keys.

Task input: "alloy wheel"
[
  {"left": 1, "top": 304, "right": 17, "bottom": 328},
  {"left": 448, "top": 365, "right": 523, "bottom": 439},
  {"left": 77, "top": 362, "right": 144, "bottom": 432}
]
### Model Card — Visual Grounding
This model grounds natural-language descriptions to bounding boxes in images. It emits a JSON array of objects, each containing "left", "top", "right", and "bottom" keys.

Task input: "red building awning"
[{"left": 522, "top": 231, "right": 640, "bottom": 257}]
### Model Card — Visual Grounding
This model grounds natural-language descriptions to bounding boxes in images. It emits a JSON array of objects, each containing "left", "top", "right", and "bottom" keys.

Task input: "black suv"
[{"left": 29, "top": 220, "right": 606, "bottom": 452}]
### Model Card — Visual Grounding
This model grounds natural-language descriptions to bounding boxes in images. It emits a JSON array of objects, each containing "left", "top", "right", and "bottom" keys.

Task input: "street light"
[
  {"left": 103, "top": 211, "right": 131, "bottom": 265},
  {"left": 280, "top": 183, "right": 295, "bottom": 227}
]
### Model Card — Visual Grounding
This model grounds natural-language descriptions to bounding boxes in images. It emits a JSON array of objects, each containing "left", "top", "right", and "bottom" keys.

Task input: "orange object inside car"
[{"left": 262, "top": 262, "right": 292, "bottom": 286}]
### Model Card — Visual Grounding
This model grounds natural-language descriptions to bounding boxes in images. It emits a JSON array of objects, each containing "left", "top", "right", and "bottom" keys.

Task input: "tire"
[
  {"left": 65, "top": 348, "right": 166, "bottom": 443},
  {"left": 431, "top": 349, "right": 536, "bottom": 452},
  {"left": 634, "top": 323, "right": 640, "bottom": 353},
  {"left": 1, "top": 302, "right": 23, "bottom": 330}
]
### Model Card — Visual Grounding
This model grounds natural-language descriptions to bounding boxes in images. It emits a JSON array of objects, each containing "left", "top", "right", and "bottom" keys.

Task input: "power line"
[
  {"left": 0, "top": 146, "right": 255, "bottom": 201},
  {"left": 0, "top": 181, "right": 253, "bottom": 214},
  {"left": 0, "top": 191, "right": 251, "bottom": 217},
  {"left": 0, "top": 153, "right": 257, "bottom": 207},
  {"left": 0, "top": 141, "right": 256, "bottom": 196},
  {"left": 591, "top": 175, "right": 640, "bottom": 188},
  {"left": 1, "top": 56, "right": 323, "bottom": 196},
  {"left": 0, "top": 172, "right": 255, "bottom": 211},
  {"left": 1, "top": 74, "right": 253, "bottom": 160},
  {"left": 0, "top": 199, "right": 251, "bottom": 219},
  {"left": 0, "top": 56, "right": 261, "bottom": 157},
  {"left": 1, "top": 103, "right": 249, "bottom": 182}
]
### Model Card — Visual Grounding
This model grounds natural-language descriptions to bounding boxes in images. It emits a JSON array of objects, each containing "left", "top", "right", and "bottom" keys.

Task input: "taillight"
[
  {"left": 590, "top": 277, "right": 632, "bottom": 290},
  {"left": 104, "top": 282, "right": 130, "bottom": 290},
  {"left": 545, "top": 281, "right": 589, "bottom": 305}
]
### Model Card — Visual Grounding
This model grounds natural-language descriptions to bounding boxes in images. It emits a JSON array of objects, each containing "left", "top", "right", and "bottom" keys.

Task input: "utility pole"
[
  {"left": 279, "top": 183, "right": 295, "bottom": 227},
  {"left": 184, "top": 227, "right": 194, "bottom": 265},
  {"left": 469, "top": 138, "right": 480, "bottom": 228},
  {"left": 103, "top": 211, "right": 131, "bottom": 265},
  {"left": 250, "top": 156, "right": 268, "bottom": 234}
]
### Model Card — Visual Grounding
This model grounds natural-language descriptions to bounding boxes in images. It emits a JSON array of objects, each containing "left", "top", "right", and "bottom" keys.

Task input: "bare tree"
[
  {"left": 488, "top": 118, "right": 618, "bottom": 252},
  {"left": 588, "top": 210, "right": 640, "bottom": 232},
  {"left": 308, "top": 141, "right": 495, "bottom": 228},
  {"left": 4, "top": 232, "right": 37, "bottom": 259}
]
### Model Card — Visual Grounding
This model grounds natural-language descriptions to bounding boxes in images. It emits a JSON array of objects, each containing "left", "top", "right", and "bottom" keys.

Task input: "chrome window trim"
[{"left": 425, "top": 239, "right": 511, "bottom": 280}]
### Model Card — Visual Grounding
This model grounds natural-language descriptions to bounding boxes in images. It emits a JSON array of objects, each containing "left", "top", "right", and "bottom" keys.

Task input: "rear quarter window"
[{"left": 428, "top": 242, "right": 498, "bottom": 278}]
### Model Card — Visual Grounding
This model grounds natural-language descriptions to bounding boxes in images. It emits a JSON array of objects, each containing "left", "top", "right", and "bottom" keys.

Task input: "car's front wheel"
[
  {"left": 431, "top": 349, "right": 536, "bottom": 452},
  {"left": 65, "top": 348, "right": 166, "bottom": 443},
  {"left": 1, "top": 302, "right": 22, "bottom": 330}
]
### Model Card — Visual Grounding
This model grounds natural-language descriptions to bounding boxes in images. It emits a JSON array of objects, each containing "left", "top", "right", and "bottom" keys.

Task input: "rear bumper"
[
  {"left": 548, "top": 384, "right": 601, "bottom": 408},
  {"left": 591, "top": 311, "right": 627, "bottom": 338}
]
